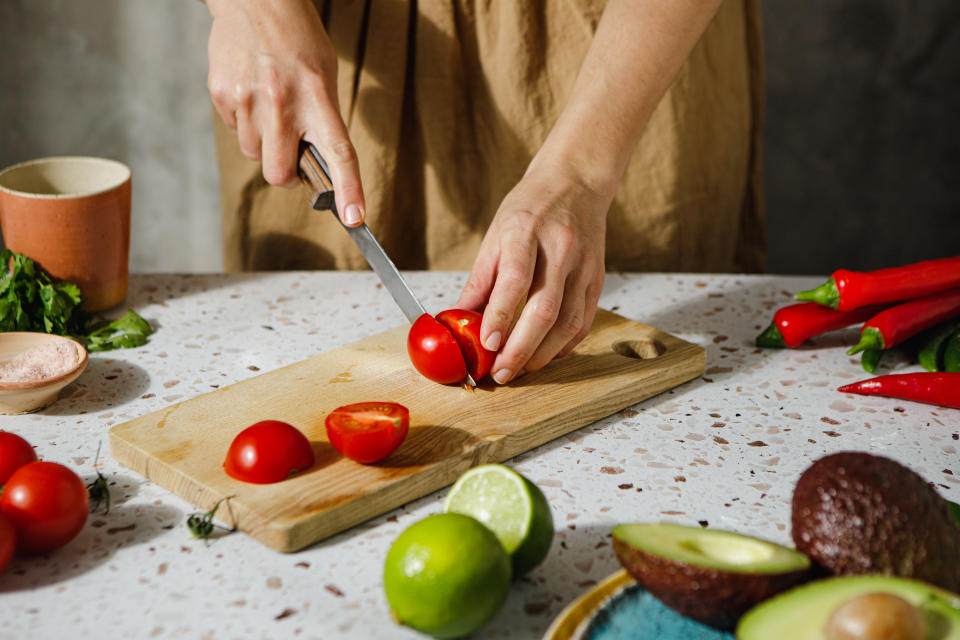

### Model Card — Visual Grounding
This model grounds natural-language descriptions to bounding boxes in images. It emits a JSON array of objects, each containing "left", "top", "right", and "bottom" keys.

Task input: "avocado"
[
  {"left": 611, "top": 522, "right": 812, "bottom": 630},
  {"left": 736, "top": 575, "right": 960, "bottom": 640},
  {"left": 792, "top": 451, "right": 960, "bottom": 593}
]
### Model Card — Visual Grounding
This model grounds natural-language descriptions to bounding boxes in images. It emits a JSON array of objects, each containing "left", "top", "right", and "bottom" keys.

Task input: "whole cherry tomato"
[
  {"left": 407, "top": 313, "right": 467, "bottom": 384},
  {"left": 325, "top": 402, "right": 409, "bottom": 464},
  {"left": 223, "top": 420, "right": 315, "bottom": 484},
  {"left": 436, "top": 309, "right": 497, "bottom": 381},
  {"left": 0, "top": 461, "right": 89, "bottom": 553},
  {"left": 0, "top": 431, "right": 37, "bottom": 484},
  {"left": 0, "top": 512, "right": 15, "bottom": 574}
]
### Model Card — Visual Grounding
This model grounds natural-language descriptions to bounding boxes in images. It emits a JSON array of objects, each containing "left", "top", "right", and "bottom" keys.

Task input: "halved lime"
[
  {"left": 383, "top": 513, "right": 511, "bottom": 638},
  {"left": 443, "top": 463, "right": 554, "bottom": 576}
]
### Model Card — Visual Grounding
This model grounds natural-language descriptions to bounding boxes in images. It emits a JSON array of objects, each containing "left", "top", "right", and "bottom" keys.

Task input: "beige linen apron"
[{"left": 214, "top": 0, "right": 766, "bottom": 273}]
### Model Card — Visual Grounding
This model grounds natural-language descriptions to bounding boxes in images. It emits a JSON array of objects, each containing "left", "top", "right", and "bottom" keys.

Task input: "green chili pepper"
[
  {"left": 918, "top": 322, "right": 960, "bottom": 372},
  {"left": 944, "top": 332, "right": 960, "bottom": 373}
]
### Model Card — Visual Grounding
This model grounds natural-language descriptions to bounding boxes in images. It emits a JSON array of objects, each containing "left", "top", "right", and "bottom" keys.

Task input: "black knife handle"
[{"left": 298, "top": 141, "right": 337, "bottom": 212}]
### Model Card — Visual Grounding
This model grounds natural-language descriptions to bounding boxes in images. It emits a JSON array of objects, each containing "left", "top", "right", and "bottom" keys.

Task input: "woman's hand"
[
  {"left": 456, "top": 160, "right": 611, "bottom": 384},
  {"left": 206, "top": 0, "right": 365, "bottom": 225},
  {"left": 456, "top": 0, "right": 725, "bottom": 383}
]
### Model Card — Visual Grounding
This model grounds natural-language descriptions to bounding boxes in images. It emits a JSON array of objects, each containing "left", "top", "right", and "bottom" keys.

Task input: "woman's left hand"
[{"left": 455, "top": 161, "right": 611, "bottom": 384}]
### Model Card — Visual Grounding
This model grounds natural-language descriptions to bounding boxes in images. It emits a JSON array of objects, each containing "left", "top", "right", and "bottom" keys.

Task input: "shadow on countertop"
[{"left": 40, "top": 356, "right": 152, "bottom": 415}]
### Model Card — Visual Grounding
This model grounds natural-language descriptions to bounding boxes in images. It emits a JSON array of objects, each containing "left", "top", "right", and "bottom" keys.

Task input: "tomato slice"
[
  {"left": 223, "top": 420, "right": 315, "bottom": 484},
  {"left": 0, "top": 431, "right": 38, "bottom": 485},
  {"left": 0, "top": 461, "right": 89, "bottom": 553},
  {"left": 436, "top": 309, "right": 497, "bottom": 381},
  {"left": 325, "top": 402, "right": 409, "bottom": 464},
  {"left": 407, "top": 313, "right": 468, "bottom": 384}
]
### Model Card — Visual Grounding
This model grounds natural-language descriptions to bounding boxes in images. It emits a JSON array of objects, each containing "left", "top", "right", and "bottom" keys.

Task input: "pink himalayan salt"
[{"left": 0, "top": 341, "right": 82, "bottom": 383}]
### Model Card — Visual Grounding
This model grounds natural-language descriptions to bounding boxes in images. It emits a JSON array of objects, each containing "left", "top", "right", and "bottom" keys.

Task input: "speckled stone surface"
[{"left": 0, "top": 272, "right": 956, "bottom": 640}]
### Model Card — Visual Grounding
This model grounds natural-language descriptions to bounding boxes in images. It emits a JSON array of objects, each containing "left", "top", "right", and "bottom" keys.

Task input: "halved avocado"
[
  {"left": 736, "top": 575, "right": 960, "bottom": 640},
  {"left": 792, "top": 451, "right": 960, "bottom": 593},
  {"left": 612, "top": 522, "right": 812, "bottom": 630}
]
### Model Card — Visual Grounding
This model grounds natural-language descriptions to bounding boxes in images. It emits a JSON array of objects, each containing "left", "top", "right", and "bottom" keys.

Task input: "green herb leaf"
[
  {"left": 85, "top": 309, "right": 153, "bottom": 352},
  {"left": 0, "top": 249, "right": 153, "bottom": 350}
]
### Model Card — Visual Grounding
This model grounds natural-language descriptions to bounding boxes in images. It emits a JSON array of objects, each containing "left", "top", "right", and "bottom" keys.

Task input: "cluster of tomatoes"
[{"left": 0, "top": 431, "right": 90, "bottom": 574}]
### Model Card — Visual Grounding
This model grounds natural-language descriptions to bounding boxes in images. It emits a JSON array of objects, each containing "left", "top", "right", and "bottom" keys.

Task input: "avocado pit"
[{"left": 824, "top": 592, "right": 925, "bottom": 640}]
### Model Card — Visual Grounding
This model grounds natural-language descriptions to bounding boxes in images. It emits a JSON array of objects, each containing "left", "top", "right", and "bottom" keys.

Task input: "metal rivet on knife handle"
[{"left": 297, "top": 141, "right": 336, "bottom": 212}]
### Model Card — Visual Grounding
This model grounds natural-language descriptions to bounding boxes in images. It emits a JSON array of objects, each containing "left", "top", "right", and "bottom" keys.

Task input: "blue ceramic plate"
[{"left": 544, "top": 570, "right": 735, "bottom": 640}]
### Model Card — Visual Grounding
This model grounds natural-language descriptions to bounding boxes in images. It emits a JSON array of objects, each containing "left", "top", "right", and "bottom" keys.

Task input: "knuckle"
[
  {"left": 529, "top": 297, "right": 560, "bottom": 324},
  {"left": 326, "top": 138, "right": 357, "bottom": 165},
  {"left": 261, "top": 71, "right": 292, "bottom": 109},
  {"left": 558, "top": 308, "right": 584, "bottom": 337}
]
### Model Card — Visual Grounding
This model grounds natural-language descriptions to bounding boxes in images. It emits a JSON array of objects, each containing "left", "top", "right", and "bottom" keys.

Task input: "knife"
[{"left": 298, "top": 141, "right": 477, "bottom": 387}]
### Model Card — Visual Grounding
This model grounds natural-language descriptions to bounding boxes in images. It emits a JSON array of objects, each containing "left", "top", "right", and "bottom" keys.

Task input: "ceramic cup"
[{"left": 0, "top": 156, "right": 132, "bottom": 311}]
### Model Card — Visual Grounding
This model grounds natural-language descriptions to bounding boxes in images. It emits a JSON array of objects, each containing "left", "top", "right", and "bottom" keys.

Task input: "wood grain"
[{"left": 109, "top": 309, "right": 705, "bottom": 552}]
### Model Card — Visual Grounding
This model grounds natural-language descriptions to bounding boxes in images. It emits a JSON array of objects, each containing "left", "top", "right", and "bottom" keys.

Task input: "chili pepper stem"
[
  {"left": 847, "top": 327, "right": 885, "bottom": 355},
  {"left": 755, "top": 323, "right": 786, "bottom": 348},
  {"left": 861, "top": 348, "right": 883, "bottom": 373},
  {"left": 794, "top": 279, "right": 840, "bottom": 308}
]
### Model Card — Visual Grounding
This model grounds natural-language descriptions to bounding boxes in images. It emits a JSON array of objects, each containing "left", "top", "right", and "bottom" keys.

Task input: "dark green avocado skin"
[
  {"left": 611, "top": 537, "right": 811, "bottom": 631},
  {"left": 792, "top": 451, "right": 960, "bottom": 593}
]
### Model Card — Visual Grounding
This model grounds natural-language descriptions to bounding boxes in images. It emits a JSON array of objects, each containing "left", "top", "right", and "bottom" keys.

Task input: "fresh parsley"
[{"left": 0, "top": 248, "right": 153, "bottom": 351}]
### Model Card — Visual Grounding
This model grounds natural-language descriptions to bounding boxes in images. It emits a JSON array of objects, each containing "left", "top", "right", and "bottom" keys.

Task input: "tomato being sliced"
[
  {"left": 0, "top": 431, "right": 38, "bottom": 485},
  {"left": 223, "top": 420, "right": 315, "bottom": 484},
  {"left": 407, "top": 313, "right": 467, "bottom": 384},
  {"left": 436, "top": 309, "right": 497, "bottom": 381},
  {"left": 0, "top": 461, "right": 89, "bottom": 553},
  {"left": 325, "top": 402, "right": 409, "bottom": 464}
]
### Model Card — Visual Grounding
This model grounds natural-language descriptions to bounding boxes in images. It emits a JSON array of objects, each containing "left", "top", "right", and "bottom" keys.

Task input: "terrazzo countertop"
[{"left": 1, "top": 271, "right": 956, "bottom": 640}]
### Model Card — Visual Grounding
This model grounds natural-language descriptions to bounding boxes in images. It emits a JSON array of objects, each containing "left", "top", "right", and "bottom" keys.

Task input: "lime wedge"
[{"left": 443, "top": 463, "right": 554, "bottom": 576}]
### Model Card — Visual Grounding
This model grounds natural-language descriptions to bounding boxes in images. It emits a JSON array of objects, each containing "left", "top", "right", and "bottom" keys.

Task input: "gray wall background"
[{"left": 1, "top": 1, "right": 957, "bottom": 275}]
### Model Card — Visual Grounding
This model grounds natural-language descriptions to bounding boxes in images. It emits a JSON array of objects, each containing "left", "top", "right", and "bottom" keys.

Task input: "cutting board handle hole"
[{"left": 612, "top": 338, "right": 666, "bottom": 360}]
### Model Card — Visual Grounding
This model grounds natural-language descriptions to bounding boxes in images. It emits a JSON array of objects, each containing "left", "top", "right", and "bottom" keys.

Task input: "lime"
[
  {"left": 383, "top": 513, "right": 511, "bottom": 638},
  {"left": 443, "top": 463, "right": 554, "bottom": 576}
]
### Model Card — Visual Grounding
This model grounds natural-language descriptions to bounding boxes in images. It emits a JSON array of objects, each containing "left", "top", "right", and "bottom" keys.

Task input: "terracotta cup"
[{"left": 0, "top": 156, "right": 132, "bottom": 311}]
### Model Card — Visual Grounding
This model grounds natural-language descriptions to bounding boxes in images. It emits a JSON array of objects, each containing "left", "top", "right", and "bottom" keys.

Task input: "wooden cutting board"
[{"left": 109, "top": 309, "right": 705, "bottom": 552}]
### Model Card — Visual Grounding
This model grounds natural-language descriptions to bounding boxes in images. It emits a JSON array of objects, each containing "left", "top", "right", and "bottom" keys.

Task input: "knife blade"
[{"left": 297, "top": 141, "right": 477, "bottom": 387}]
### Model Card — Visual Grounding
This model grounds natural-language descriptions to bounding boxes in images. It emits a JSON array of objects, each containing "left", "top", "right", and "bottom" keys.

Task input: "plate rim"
[{"left": 542, "top": 569, "right": 635, "bottom": 640}]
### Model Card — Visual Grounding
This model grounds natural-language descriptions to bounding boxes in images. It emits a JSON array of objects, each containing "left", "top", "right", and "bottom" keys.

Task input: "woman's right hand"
[{"left": 206, "top": 0, "right": 365, "bottom": 226}]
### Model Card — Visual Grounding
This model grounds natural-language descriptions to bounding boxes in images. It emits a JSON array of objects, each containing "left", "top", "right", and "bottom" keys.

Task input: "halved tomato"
[
  {"left": 407, "top": 313, "right": 467, "bottom": 384},
  {"left": 436, "top": 309, "right": 496, "bottom": 381},
  {"left": 325, "top": 402, "right": 409, "bottom": 464},
  {"left": 223, "top": 420, "right": 315, "bottom": 484}
]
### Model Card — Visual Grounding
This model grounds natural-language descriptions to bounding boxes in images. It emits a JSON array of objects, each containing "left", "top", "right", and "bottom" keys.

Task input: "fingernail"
[
  {"left": 493, "top": 368, "right": 512, "bottom": 385},
  {"left": 484, "top": 331, "right": 502, "bottom": 351},
  {"left": 344, "top": 204, "right": 362, "bottom": 225}
]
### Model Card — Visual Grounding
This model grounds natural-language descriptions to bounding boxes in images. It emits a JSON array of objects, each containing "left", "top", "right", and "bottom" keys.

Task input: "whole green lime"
[{"left": 383, "top": 513, "right": 511, "bottom": 638}]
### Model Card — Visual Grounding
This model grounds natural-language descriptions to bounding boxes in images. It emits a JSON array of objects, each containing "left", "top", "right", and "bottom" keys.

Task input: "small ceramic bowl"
[{"left": 0, "top": 333, "right": 88, "bottom": 414}]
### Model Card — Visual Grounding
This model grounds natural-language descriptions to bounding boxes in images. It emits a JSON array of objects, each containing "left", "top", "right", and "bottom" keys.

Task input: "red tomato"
[
  {"left": 0, "top": 461, "right": 89, "bottom": 553},
  {"left": 223, "top": 420, "right": 315, "bottom": 484},
  {"left": 325, "top": 402, "right": 409, "bottom": 464},
  {"left": 0, "top": 512, "right": 15, "bottom": 574},
  {"left": 0, "top": 431, "right": 37, "bottom": 485},
  {"left": 407, "top": 313, "right": 468, "bottom": 384},
  {"left": 436, "top": 309, "right": 497, "bottom": 381}
]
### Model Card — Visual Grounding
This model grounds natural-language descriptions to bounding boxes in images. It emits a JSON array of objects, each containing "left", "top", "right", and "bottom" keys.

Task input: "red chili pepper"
[
  {"left": 838, "top": 372, "right": 960, "bottom": 409},
  {"left": 795, "top": 256, "right": 960, "bottom": 311},
  {"left": 755, "top": 302, "right": 886, "bottom": 348},
  {"left": 847, "top": 287, "right": 960, "bottom": 354}
]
